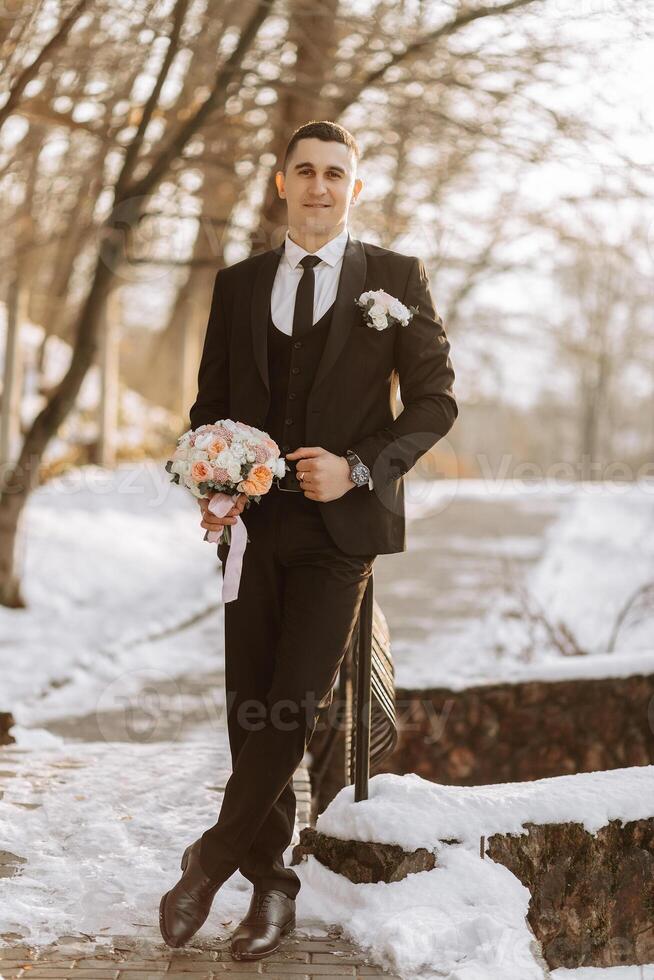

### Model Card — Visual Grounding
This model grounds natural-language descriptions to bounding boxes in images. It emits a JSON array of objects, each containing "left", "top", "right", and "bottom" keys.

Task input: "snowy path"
[
  {"left": 36, "top": 611, "right": 228, "bottom": 745},
  {"left": 373, "top": 485, "right": 563, "bottom": 689}
]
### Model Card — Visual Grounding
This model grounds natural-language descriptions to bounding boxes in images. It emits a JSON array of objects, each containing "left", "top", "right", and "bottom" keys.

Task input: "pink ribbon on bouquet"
[{"left": 204, "top": 492, "right": 248, "bottom": 603}]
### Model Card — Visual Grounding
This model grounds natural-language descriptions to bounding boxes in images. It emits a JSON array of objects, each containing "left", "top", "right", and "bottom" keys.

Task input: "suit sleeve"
[
  {"left": 188, "top": 269, "right": 230, "bottom": 431},
  {"left": 349, "top": 257, "right": 458, "bottom": 490}
]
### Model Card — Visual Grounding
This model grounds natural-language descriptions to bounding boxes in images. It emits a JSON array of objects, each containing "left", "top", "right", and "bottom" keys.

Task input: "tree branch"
[
  {"left": 114, "top": 0, "right": 191, "bottom": 201},
  {"left": 0, "top": 0, "right": 91, "bottom": 133},
  {"left": 332, "top": 0, "right": 545, "bottom": 115},
  {"left": 123, "top": 0, "right": 275, "bottom": 203}
]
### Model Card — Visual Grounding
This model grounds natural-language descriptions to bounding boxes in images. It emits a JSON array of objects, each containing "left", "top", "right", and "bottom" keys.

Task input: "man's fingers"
[
  {"left": 199, "top": 492, "right": 248, "bottom": 529},
  {"left": 227, "top": 494, "right": 248, "bottom": 516},
  {"left": 286, "top": 446, "right": 324, "bottom": 459}
]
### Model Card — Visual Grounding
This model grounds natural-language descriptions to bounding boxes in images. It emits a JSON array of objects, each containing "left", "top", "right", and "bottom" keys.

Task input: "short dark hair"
[{"left": 282, "top": 120, "right": 360, "bottom": 174}]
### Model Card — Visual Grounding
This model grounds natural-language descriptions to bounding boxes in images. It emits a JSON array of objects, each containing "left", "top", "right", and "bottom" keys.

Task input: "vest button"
[
  {"left": 291, "top": 366, "right": 300, "bottom": 375},
  {"left": 285, "top": 417, "right": 294, "bottom": 426},
  {"left": 293, "top": 341, "right": 302, "bottom": 349}
]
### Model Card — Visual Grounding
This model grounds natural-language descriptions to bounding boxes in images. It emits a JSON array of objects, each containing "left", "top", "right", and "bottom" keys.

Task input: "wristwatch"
[{"left": 345, "top": 449, "right": 371, "bottom": 487}]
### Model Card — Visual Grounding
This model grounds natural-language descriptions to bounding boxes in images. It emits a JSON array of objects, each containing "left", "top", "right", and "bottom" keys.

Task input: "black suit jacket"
[{"left": 189, "top": 231, "right": 458, "bottom": 556}]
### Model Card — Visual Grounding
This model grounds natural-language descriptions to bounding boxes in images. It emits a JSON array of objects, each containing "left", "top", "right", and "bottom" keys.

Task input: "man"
[{"left": 159, "top": 120, "right": 458, "bottom": 960}]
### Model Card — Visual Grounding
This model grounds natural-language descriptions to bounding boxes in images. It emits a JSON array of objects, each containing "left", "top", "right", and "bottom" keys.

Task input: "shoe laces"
[{"left": 252, "top": 890, "right": 282, "bottom": 918}]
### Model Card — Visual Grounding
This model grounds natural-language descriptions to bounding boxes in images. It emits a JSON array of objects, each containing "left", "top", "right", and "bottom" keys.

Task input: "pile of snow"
[
  {"left": 296, "top": 768, "right": 654, "bottom": 979},
  {"left": 316, "top": 767, "right": 654, "bottom": 847}
]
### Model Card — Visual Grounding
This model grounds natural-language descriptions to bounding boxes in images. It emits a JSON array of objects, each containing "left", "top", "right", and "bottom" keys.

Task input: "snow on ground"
[
  {"left": 2, "top": 464, "right": 653, "bottom": 978},
  {"left": 298, "top": 845, "right": 545, "bottom": 980},
  {"left": 1, "top": 458, "right": 226, "bottom": 726},
  {"left": 1, "top": 742, "right": 652, "bottom": 979},
  {"left": 494, "top": 480, "right": 654, "bottom": 655},
  {"left": 0, "top": 739, "right": 308, "bottom": 947},
  {"left": 395, "top": 478, "right": 654, "bottom": 690}
]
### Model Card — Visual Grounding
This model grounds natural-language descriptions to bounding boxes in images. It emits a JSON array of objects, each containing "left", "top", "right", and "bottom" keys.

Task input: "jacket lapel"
[
  {"left": 249, "top": 232, "right": 367, "bottom": 397},
  {"left": 250, "top": 239, "right": 284, "bottom": 394},
  {"left": 311, "top": 233, "right": 366, "bottom": 397}
]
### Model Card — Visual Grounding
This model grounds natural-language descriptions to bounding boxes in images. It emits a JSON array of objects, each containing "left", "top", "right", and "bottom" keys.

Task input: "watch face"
[{"left": 352, "top": 463, "right": 369, "bottom": 485}]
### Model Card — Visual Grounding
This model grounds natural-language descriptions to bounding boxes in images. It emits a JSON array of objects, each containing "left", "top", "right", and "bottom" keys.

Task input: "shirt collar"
[{"left": 284, "top": 226, "right": 349, "bottom": 270}]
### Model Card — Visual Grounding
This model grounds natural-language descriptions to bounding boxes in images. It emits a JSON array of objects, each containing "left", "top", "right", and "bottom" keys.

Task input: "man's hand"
[
  {"left": 198, "top": 492, "right": 248, "bottom": 534},
  {"left": 285, "top": 447, "right": 354, "bottom": 502}
]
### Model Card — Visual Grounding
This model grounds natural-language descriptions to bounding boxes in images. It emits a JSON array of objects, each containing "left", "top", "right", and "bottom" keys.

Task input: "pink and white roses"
[
  {"left": 165, "top": 419, "right": 287, "bottom": 602},
  {"left": 355, "top": 289, "right": 418, "bottom": 331},
  {"left": 166, "top": 420, "right": 286, "bottom": 504}
]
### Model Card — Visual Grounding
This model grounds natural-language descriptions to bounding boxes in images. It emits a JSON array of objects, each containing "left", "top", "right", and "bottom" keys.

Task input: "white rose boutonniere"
[{"left": 355, "top": 289, "right": 419, "bottom": 331}]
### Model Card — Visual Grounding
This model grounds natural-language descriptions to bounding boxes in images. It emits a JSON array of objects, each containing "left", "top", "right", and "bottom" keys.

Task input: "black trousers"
[{"left": 198, "top": 483, "right": 376, "bottom": 898}]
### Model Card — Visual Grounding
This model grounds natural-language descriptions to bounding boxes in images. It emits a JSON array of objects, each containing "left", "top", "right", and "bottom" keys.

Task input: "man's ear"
[{"left": 275, "top": 170, "right": 285, "bottom": 198}]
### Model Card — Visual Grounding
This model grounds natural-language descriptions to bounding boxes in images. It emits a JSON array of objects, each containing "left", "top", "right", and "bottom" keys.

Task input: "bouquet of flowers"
[{"left": 165, "top": 419, "right": 287, "bottom": 602}]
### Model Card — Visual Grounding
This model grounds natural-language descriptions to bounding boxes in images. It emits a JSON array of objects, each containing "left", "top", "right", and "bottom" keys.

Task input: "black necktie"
[{"left": 292, "top": 254, "right": 321, "bottom": 338}]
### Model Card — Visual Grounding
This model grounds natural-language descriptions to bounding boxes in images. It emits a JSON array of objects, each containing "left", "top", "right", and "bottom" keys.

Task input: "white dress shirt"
[
  {"left": 270, "top": 226, "right": 373, "bottom": 490},
  {"left": 270, "top": 226, "right": 349, "bottom": 335}
]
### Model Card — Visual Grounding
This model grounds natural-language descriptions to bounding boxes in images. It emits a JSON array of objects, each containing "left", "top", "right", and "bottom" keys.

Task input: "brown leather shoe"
[
  {"left": 158, "top": 838, "right": 224, "bottom": 948},
  {"left": 230, "top": 888, "right": 296, "bottom": 960}
]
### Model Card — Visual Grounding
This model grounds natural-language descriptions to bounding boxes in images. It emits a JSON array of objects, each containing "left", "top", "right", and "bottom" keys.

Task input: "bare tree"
[{"left": 0, "top": 0, "right": 275, "bottom": 606}]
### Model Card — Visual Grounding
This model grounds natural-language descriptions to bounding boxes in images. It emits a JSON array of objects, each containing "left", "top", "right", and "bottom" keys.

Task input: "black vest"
[{"left": 263, "top": 298, "right": 335, "bottom": 487}]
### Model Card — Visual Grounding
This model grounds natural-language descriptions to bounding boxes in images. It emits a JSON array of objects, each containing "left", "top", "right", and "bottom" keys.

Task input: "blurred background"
[{"left": 1, "top": 0, "right": 652, "bottom": 494}]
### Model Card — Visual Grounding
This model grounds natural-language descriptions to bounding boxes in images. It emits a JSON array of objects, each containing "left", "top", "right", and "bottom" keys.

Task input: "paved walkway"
[{"left": 0, "top": 931, "right": 399, "bottom": 979}]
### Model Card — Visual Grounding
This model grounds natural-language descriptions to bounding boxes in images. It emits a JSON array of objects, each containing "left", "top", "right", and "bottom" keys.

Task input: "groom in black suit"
[{"left": 159, "top": 121, "right": 458, "bottom": 960}]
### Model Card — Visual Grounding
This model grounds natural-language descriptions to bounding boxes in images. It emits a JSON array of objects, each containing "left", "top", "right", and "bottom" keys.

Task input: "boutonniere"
[{"left": 355, "top": 289, "right": 419, "bottom": 331}]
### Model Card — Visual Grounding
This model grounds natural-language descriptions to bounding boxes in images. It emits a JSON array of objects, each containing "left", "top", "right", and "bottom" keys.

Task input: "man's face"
[{"left": 275, "top": 137, "right": 362, "bottom": 235}]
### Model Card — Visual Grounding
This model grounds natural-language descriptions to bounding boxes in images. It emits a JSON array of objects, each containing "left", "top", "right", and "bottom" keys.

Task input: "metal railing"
[
  {"left": 345, "top": 573, "right": 398, "bottom": 800},
  {"left": 307, "top": 572, "right": 398, "bottom": 814}
]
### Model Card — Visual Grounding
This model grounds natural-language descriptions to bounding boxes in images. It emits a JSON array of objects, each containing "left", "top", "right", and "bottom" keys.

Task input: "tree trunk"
[
  {"left": 0, "top": 270, "right": 26, "bottom": 470},
  {"left": 96, "top": 287, "right": 121, "bottom": 468},
  {"left": 0, "top": 485, "right": 27, "bottom": 608},
  {"left": 0, "top": 0, "right": 273, "bottom": 606},
  {"left": 251, "top": 0, "right": 339, "bottom": 250},
  {"left": 0, "top": 232, "right": 119, "bottom": 604}
]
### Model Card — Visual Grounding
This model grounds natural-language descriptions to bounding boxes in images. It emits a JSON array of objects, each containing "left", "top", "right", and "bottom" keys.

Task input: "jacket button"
[
  {"left": 293, "top": 341, "right": 302, "bottom": 349},
  {"left": 288, "top": 392, "right": 297, "bottom": 400},
  {"left": 285, "top": 417, "right": 294, "bottom": 426},
  {"left": 291, "top": 366, "right": 300, "bottom": 375}
]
